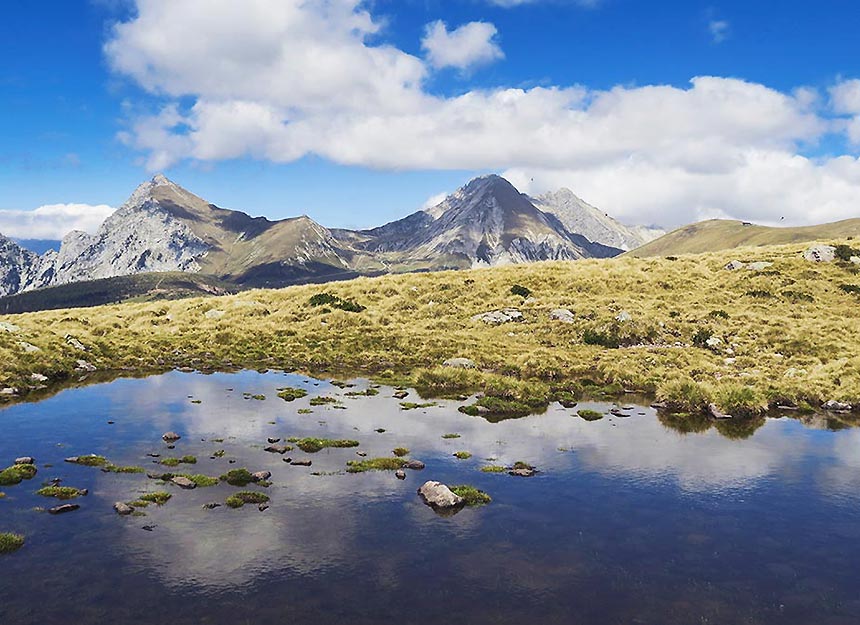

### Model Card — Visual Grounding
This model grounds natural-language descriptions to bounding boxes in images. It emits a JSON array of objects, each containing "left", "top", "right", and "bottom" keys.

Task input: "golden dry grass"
[{"left": 2, "top": 240, "right": 860, "bottom": 413}]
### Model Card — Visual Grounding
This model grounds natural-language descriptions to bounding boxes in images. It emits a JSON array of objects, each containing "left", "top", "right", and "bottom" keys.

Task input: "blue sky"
[{"left": 2, "top": 0, "right": 860, "bottom": 239}]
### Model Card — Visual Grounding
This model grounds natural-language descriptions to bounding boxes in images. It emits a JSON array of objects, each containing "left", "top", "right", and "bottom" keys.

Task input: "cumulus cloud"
[
  {"left": 0, "top": 203, "right": 114, "bottom": 239},
  {"left": 421, "top": 20, "right": 504, "bottom": 71},
  {"left": 105, "top": 1, "right": 860, "bottom": 228}
]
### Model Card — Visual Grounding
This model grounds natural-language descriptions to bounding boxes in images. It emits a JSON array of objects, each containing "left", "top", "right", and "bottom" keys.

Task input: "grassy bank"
[{"left": 2, "top": 241, "right": 860, "bottom": 416}]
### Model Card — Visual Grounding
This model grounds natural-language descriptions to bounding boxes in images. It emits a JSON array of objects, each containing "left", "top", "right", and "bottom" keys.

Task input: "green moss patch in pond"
[
  {"left": 392, "top": 447, "right": 410, "bottom": 457},
  {"left": 160, "top": 456, "right": 197, "bottom": 467},
  {"left": 345, "top": 388, "right": 379, "bottom": 397},
  {"left": 400, "top": 402, "right": 437, "bottom": 410},
  {"left": 577, "top": 409, "right": 605, "bottom": 421},
  {"left": 226, "top": 491, "right": 270, "bottom": 509},
  {"left": 160, "top": 473, "right": 219, "bottom": 487},
  {"left": 36, "top": 486, "right": 86, "bottom": 499},
  {"left": 287, "top": 438, "right": 359, "bottom": 453},
  {"left": 480, "top": 465, "right": 507, "bottom": 473},
  {"left": 105, "top": 464, "right": 145, "bottom": 474},
  {"left": 0, "top": 464, "right": 37, "bottom": 486},
  {"left": 277, "top": 387, "right": 308, "bottom": 402},
  {"left": 346, "top": 457, "right": 407, "bottom": 473},
  {"left": 65, "top": 455, "right": 107, "bottom": 467},
  {"left": 0, "top": 533, "right": 25, "bottom": 554},
  {"left": 451, "top": 485, "right": 492, "bottom": 506},
  {"left": 453, "top": 451, "right": 473, "bottom": 460},
  {"left": 512, "top": 461, "right": 535, "bottom": 471},
  {"left": 441, "top": 433, "right": 461, "bottom": 439},
  {"left": 220, "top": 468, "right": 256, "bottom": 487},
  {"left": 138, "top": 492, "right": 171, "bottom": 505},
  {"left": 309, "top": 396, "right": 339, "bottom": 406},
  {"left": 297, "top": 408, "right": 313, "bottom": 414}
]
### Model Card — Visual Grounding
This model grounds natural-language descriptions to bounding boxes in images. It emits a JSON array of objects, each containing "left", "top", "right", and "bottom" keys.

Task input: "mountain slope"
[
  {"left": 530, "top": 188, "right": 664, "bottom": 251},
  {"left": 340, "top": 175, "right": 621, "bottom": 270},
  {"left": 629, "top": 219, "right": 860, "bottom": 257},
  {"left": 1, "top": 173, "right": 633, "bottom": 307}
]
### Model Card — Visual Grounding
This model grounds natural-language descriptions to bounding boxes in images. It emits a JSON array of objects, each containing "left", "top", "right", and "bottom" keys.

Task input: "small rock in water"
[
  {"left": 356, "top": 451, "right": 368, "bottom": 457},
  {"left": 708, "top": 403, "right": 733, "bottom": 420},
  {"left": 171, "top": 476, "right": 196, "bottom": 489},
  {"left": 252, "top": 471, "right": 271, "bottom": 482},
  {"left": 147, "top": 453, "right": 161, "bottom": 458},
  {"left": 265, "top": 445, "right": 290, "bottom": 454},
  {"left": 267, "top": 437, "right": 281, "bottom": 444},
  {"left": 404, "top": 460, "right": 425, "bottom": 470},
  {"left": 141, "top": 525, "right": 156, "bottom": 532},
  {"left": 162, "top": 431, "right": 181, "bottom": 442},
  {"left": 822, "top": 399, "right": 852, "bottom": 412},
  {"left": 203, "top": 503, "right": 221, "bottom": 510},
  {"left": 417, "top": 481, "right": 464, "bottom": 509},
  {"left": 48, "top": 504, "right": 80, "bottom": 515},
  {"left": 166, "top": 445, "right": 175, "bottom": 450},
  {"left": 114, "top": 502, "right": 134, "bottom": 516},
  {"left": 290, "top": 459, "right": 312, "bottom": 467},
  {"left": 14, "top": 456, "right": 35, "bottom": 465},
  {"left": 393, "top": 391, "right": 409, "bottom": 399},
  {"left": 395, "top": 469, "right": 406, "bottom": 480},
  {"left": 258, "top": 504, "right": 269, "bottom": 512}
]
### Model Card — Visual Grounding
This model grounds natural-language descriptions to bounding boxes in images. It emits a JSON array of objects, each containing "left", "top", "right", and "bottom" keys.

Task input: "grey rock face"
[
  {"left": 724, "top": 260, "right": 745, "bottom": 270},
  {"left": 170, "top": 476, "right": 196, "bottom": 489},
  {"left": 803, "top": 245, "right": 836, "bottom": 263},
  {"left": 472, "top": 308, "right": 523, "bottom": 324},
  {"left": 823, "top": 399, "right": 852, "bottom": 412},
  {"left": 443, "top": 357, "right": 476, "bottom": 369},
  {"left": 549, "top": 308, "right": 575, "bottom": 323},
  {"left": 531, "top": 188, "right": 663, "bottom": 251}
]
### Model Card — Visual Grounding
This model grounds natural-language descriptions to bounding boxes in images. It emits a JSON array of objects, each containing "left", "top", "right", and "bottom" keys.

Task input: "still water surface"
[{"left": 1, "top": 370, "right": 859, "bottom": 624}]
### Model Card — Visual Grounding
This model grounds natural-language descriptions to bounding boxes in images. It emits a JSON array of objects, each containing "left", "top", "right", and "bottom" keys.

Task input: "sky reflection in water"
[{"left": 1, "top": 370, "right": 859, "bottom": 625}]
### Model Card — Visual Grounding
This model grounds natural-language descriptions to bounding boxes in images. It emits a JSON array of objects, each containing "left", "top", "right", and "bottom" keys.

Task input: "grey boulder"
[{"left": 417, "top": 481, "right": 463, "bottom": 509}]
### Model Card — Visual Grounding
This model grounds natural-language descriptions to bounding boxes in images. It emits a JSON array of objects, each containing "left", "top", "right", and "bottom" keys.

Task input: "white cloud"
[
  {"left": 105, "top": 1, "right": 860, "bottom": 229},
  {"left": 708, "top": 19, "right": 730, "bottom": 43},
  {"left": 421, "top": 20, "right": 504, "bottom": 71},
  {"left": 0, "top": 203, "right": 115, "bottom": 240},
  {"left": 487, "top": 0, "right": 600, "bottom": 7}
]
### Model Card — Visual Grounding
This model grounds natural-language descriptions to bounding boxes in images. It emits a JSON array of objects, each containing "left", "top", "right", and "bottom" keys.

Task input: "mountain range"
[{"left": 0, "top": 174, "right": 661, "bottom": 303}]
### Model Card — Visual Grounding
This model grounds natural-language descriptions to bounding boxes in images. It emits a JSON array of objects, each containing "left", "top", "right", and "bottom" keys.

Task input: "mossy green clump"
[
  {"left": 392, "top": 447, "right": 410, "bottom": 457},
  {"left": 510, "top": 284, "right": 532, "bottom": 298},
  {"left": 308, "top": 292, "right": 366, "bottom": 313},
  {"left": 512, "top": 461, "right": 534, "bottom": 471},
  {"left": 345, "top": 388, "right": 379, "bottom": 397},
  {"left": 226, "top": 491, "right": 270, "bottom": 508},
  {"left": 160, "top": 456, "right": 197, "bottom": 467},
  {"left": 400, "top": 402, "right": 437, "bottom": 410},
  {"left": 346, "top": 457, "right": 407, "bottom": 473},
  {"left": 453, "top": 451, "right": 472, "bottom": 460},
  {"left": 176, "top": 474, "right": 219, "bottom": 487},
  {"left": 0, "top": 464, "right": 37, "bottom": 486},
  {"left": 105, "top": 464, "right": 145, "bottom": 474},
  {"left": 139, "top": 492, "right": 171, "bottom": 505},
  {"left": 287, "top": 437, "right": 359, "bottom": 453},
  {"left": 66, "top": 455, "right": 107, "bottom": 467},
  {"left": 36, "top": 486, "right": 85, "bottom": 499},
  {"left": 0, "top": 533, "right": 25, "bottom": 554},
  {"left": 277, "top": 387, "right": 308, "bottom": 401},
  {"left": 441, "top": 433, "right": 461, "bottom": 439},
  {"left": 450, "top": 485, "right": 492, "bottom": 506},
  {"left": 297, "top": 408, "right": 313, "bottom": 414},
  {"left": 213, "top": 450, "right": 226, "bottom": 458},
  {"left": 309, "top": 396, "right": 339, "bottom": 406},
  {"left": 459, "top": 395, "right": 546, "bottom": 420},
  {"left": 220, "top": 468, "right": 256, "bottom": 487},
  {"left": 577, "top": 409, "right": 605, "bottom": 421},
  {"left": 480, "top": 465, "right": 507, "bottom": 473}
]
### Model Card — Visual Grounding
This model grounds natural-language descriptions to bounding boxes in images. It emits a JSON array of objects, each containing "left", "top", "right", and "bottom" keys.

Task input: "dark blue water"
[{"left": 1, "top": 371, "right": 859, "bottom": 625}]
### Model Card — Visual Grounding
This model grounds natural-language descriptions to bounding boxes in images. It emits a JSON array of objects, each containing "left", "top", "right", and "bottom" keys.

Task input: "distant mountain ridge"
[{"left": 0, "top": 174, "right": 655, "bottom": 302}]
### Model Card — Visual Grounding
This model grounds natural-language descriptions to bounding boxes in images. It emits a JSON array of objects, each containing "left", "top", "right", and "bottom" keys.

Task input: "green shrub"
[
  {"left": 510, "top": 284, "right": 532, "bottom": 298},
  {"left": 226, "top": 491, "right": 270, "bottom": 508},
  {"left": 309, "top": 293, "right": 366, "bottom": 313},
  {"left": 0, "top": 533, "right": 25, "bottom": 554},
  {"left": 450, "top": 485, "right": 492, "bottom": 506}
]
